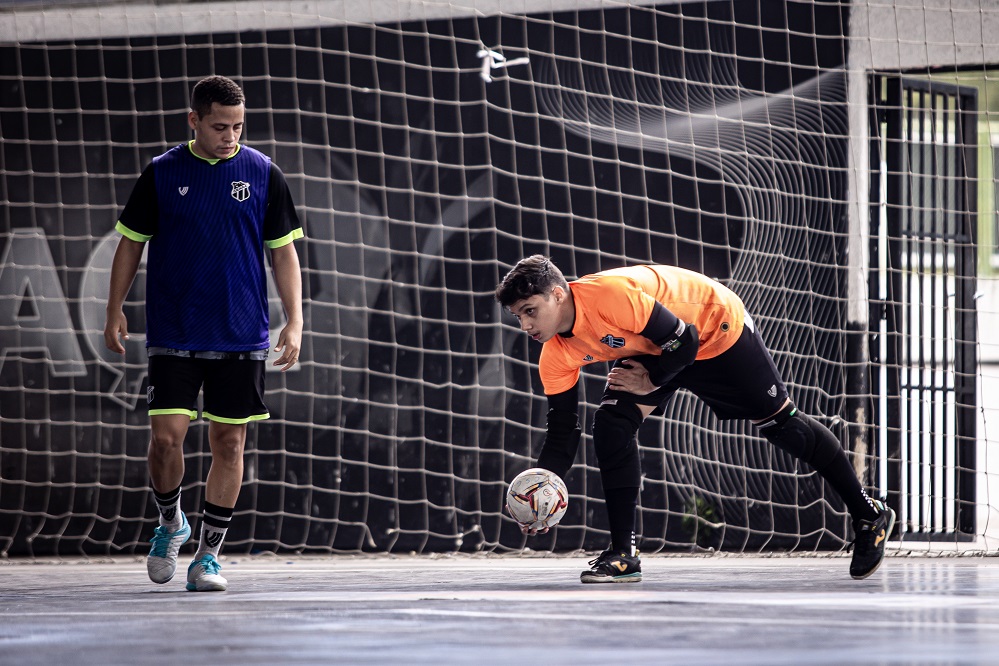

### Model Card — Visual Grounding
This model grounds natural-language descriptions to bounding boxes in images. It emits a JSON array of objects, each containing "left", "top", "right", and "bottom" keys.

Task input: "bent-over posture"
[{"left": 495, "top": 255, "right": 893, "bottom": 583}]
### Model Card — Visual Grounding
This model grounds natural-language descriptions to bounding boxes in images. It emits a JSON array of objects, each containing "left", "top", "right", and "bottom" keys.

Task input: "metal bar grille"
[{"left": 870, "top": 75, "right": 978, "bottom": 540}]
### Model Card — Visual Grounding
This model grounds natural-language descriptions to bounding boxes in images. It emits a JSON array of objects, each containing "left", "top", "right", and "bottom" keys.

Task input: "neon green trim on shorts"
[
  {"left": 202, "top": 411, "right": 270, "bottom": 425},
  {"left": 265, "top": 228, "right": 304, "bottom": 249},
  {"left": 149, "top": 408, "right": 198, "bottom": 419},
  {"left": 116, "top": 220, "right": 152, "bottom": 243}
]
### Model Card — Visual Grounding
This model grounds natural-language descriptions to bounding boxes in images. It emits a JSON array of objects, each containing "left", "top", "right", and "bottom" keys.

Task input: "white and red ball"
[{"left": 506, "top": 468, "right": 569, "bottom": 531}]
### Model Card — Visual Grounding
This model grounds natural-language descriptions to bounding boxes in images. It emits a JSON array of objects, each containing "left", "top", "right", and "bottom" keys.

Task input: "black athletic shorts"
[
  {"left": 600, "top": 315, "right": 789, "bottom": 421},
  {"left": 147, "top": 353, "right": 269, "bottom": 424}
]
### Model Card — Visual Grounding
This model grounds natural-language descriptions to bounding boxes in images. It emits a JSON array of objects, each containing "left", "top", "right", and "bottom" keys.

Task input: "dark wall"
[{"left": 0, "top": 0, "right": 853, "bottom": 556}]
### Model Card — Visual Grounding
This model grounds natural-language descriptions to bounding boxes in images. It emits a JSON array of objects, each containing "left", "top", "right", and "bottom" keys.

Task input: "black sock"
[
  {"left": 759, "top": 406, "right": 880, "bottom": 524},
  {"left": 604, "top": 486, "right": 639, "bottom": 556},
  {"left": 152, "top": 484, "right": 182, "bottom": 528},
  {"left": 817, "top": 452, "right": 880, "bottom": 522}
]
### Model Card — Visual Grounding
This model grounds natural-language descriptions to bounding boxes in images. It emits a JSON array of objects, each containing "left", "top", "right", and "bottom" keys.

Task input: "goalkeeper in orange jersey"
[{"left": 495, "top": 255, "right": 893, "bottom": 583}]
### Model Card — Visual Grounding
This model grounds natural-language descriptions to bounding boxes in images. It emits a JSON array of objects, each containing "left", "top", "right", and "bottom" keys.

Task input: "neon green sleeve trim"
[
  {"left": 149, "top": 408, "right": 198, "bottom": 420},
  {"left": 202, "top": 411, "right": 270, "bottom": 425},
  {"left": 265, "top": 228, "right": 304, "bottom": 249},
  {"left": 116, "top": 221, "right": 152, "bottom": 243}
]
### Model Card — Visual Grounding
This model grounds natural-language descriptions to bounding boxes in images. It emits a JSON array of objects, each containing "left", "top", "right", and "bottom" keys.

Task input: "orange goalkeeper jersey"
[{"left": 539, "top": 265, "right": 745, "bottom": 395}]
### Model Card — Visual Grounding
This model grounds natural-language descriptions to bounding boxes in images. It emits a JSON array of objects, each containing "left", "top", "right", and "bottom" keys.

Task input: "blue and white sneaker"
[
  {"left": 186, "top": 554, "right": 228, "bottom": 592},
  {"left": 147, "top": 512, "right": 191, "bottom": 584}
]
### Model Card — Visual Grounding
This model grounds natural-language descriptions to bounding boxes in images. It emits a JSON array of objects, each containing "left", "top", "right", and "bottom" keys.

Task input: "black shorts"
[
  {"left": 147, "top": 354, "right": 269, "bottom": 424},
  {"left": 600, "top": 316, "right": 789, "bottom": 421}
]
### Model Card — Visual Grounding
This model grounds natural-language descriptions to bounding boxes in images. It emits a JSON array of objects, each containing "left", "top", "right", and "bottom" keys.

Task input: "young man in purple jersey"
[{"left": 104, "top": 75, "right": 304, "bottom": 592}]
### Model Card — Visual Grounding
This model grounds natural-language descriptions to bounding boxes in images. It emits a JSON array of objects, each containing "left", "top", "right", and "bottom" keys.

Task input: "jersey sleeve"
[
  {"left": 264, "top": 163, "right": 304, "bottom": 248},
  {"left": 539, "top": 343, "right": 581, "bottom": 396},
  {"left": 116, "top": 163, "right": 158, "bottom": 241},
  {"left": 639, "top": 301, "right": 685, "bottom": 346}
]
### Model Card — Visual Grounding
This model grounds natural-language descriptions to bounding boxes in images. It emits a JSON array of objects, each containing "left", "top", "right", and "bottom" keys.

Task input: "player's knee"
[
  {"left": 758, "top": 404, "right": 840, "bottom": 469},
  {"left": 209, "top": 428, "right": 247, "bottom": 464},
  {"left": 150, "top": 430, "right": 185, "bottom": 453},
  {"left": 592, "top": 401, "right": 644, "bottom": 488}
]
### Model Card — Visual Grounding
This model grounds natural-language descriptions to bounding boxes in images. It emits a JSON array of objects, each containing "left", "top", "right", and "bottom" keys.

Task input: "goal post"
[{"left": 0, "top": 0, "right": 994, "bottom": 557}]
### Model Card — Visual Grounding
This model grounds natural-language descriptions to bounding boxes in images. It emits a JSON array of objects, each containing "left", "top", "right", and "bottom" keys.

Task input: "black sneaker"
[
  {"left": 580, "top": 549, "right": 642, "bottom": 584},
  {"left": 850, "top": 499, "right": 896, "bottom": 580}
]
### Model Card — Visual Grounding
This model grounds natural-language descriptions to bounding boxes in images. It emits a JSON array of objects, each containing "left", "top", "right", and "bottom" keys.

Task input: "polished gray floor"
[{"left": 2, "top": 554, "right": 998, "bottom": 665}]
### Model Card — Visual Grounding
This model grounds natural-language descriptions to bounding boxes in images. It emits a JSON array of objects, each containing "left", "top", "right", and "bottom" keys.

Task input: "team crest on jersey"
[
  {"left": 231, "top": 180, "right": 251, "bottom": 202},
  {"left": 600, "top": 334, "right": 626, "bottom": 348}
]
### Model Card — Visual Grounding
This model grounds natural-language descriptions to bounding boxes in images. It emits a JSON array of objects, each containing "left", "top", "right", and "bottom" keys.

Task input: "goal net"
[{"left": 1, "top": 0, "right": 996, "bottom": 557}]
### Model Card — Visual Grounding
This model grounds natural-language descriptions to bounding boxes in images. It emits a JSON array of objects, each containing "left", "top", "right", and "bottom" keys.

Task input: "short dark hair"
[
  {"left": 494, "top": 255, "right": 569, "bottom": 307},
  {"left": 191, "top": 75, "right": 245, "bottom": 118}
]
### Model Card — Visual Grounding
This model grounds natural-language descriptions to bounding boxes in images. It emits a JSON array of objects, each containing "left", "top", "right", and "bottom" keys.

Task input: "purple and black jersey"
[{"left": 117, "top": 142, "right": 303, "bottom": 352}]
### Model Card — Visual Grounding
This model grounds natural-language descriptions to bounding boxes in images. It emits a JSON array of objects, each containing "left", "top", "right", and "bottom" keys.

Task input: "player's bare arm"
[
  {"left": 103, "top": 236, "right": 145, "bottom": 355},
  {"left": 270, "top": 241, "right": 304, "bottom": 371}
]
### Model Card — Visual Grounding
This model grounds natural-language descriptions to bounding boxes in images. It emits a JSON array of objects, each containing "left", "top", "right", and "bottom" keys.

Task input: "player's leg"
[
  {"left": 185, "top": 419, "right": 246, "bottom": 592},
  {"left": 755, "top": 399, "right": 882, "bottom": 521},
  {"left": 755, "top": 400, "right": 894, "bottom": 579},
  {"left": 581, "top": 358, "right": 669, "bottom": 584},
  {"left": 187, "top": 356, "right": 268, "bottom": 592},
  {"left": 145, "top": 354, "right": 201, "bottom": 584},
  {"left": 681, "top": 318, "right": 893, "bottom": 579}
]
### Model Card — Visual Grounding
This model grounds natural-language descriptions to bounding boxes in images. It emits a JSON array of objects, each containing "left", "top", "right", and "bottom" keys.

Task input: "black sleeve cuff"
[{"left": 640, "top": 301, "right": 684, "bottom": 347}]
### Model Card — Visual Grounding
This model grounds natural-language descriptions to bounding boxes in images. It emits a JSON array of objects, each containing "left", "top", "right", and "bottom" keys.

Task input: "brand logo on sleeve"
[
  {"left": 582, "top": 355, "right": 594, "bottom": 362},
  {"left": 178, "top": 187, "right": 189, "bottom": 196},
  {"left": 600, "top": 334, "right": 625, "bottom": 348},
  {"left": 231, "top": 181, "right": 251, "bottom": 202}
]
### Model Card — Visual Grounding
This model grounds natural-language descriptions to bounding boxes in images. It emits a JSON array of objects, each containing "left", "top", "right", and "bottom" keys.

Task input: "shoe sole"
[
  {"left": 185, "top": 581, "right": 228, "bottom": 592},
  {"left": 851, "top": 508, "right": 897, "bottom": 580},
  {"left": 580, "top": 572, "right": 643, "bottom": 584}
]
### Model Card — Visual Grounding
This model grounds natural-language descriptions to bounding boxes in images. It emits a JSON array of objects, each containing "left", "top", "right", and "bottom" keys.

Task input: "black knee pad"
[
  {"left": 591, "top": 401, "right": 644, "bottom": 489},
  {"left": 758, "top": 403, "right": 840, "bottom": 470}
]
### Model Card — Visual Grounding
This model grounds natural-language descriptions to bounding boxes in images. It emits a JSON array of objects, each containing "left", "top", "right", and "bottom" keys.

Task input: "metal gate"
[{"left": 869, "top": 75, "right": 978, "bottom": 540}]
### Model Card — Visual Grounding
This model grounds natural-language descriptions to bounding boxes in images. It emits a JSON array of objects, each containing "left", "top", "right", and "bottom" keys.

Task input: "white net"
[{"left": 0, "top": 0, "right": 997, "bottom": 557}]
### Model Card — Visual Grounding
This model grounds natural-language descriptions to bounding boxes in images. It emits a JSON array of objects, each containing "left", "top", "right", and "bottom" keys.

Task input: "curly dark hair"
[
  {"left": 494, "top": 255, "right": 569, "bottom": 307},
  {"left": 191, "top": 75, "right": 245, "bottom": 118}
]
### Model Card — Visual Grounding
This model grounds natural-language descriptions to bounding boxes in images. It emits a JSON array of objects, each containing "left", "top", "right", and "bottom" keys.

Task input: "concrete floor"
[{"left": 2, "top": 554, "right": 998, "bottom": 665}]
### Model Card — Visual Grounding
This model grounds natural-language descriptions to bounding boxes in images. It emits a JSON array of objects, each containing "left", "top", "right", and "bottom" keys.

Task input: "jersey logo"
[
  {"left": 231, "top": 181, "right": 251, "bottom": 202},
  {"left": 583, "top": 355, "right": 594, "bottom": 362},
  {"left": 600, "top": 334, "right": 625, "bottom": 348},
  {"left": 178, "top": 186, "right": 189, "bottom": 196},
  {"left": 767, "top": 384, "right": 777, "bottom": 397}
]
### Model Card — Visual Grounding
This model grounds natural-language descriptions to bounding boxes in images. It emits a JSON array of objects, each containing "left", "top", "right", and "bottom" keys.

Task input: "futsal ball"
[{"left": 506, "top": 468, "right": 569, "bottom": 531}]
